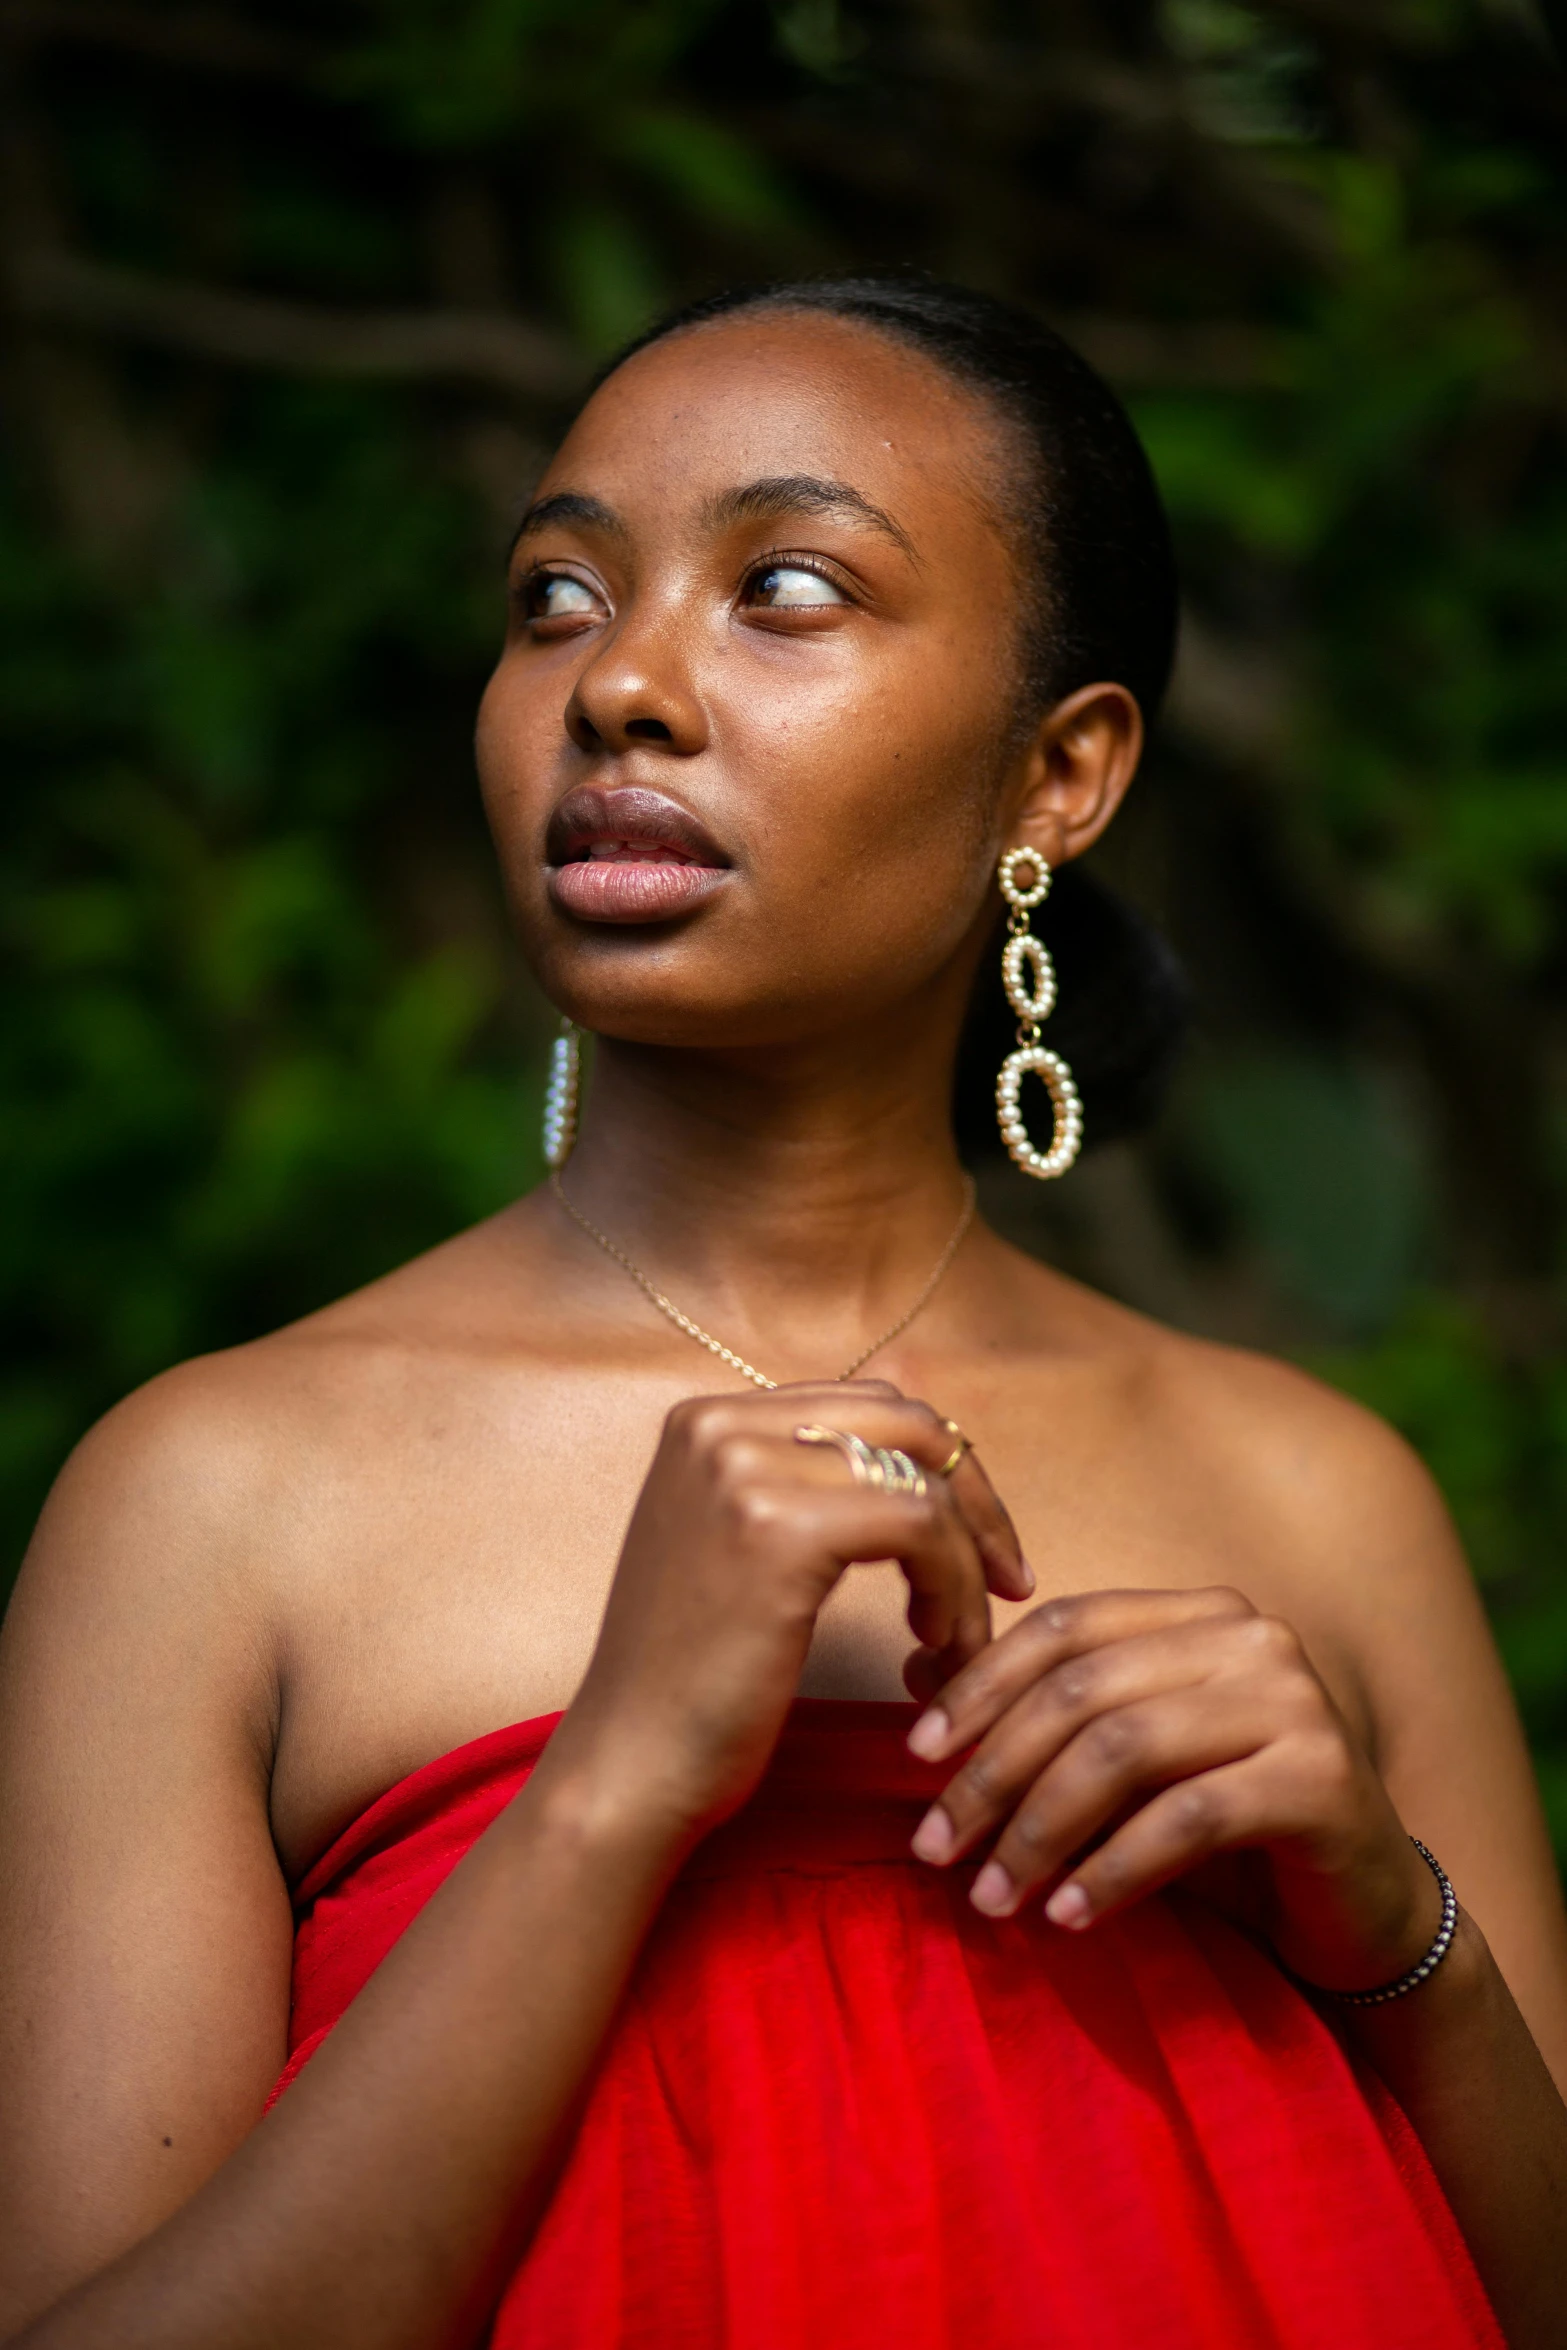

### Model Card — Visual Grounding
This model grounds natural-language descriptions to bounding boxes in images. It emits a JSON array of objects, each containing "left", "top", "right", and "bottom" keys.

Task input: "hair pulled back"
[{"left": 596, "top": 274, "right": 1189, "bottom": 1152}]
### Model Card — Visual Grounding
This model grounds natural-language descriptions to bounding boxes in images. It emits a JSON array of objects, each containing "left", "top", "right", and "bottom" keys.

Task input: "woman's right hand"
[{"left": 549, "top": 1381, "right": 1032, "bottom": 1847}]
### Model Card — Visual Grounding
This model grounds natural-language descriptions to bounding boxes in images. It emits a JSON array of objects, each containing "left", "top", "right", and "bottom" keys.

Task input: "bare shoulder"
[
  {"left": 3, "top": 1203, "right": 542, "bottom": 1703},
  {"left": 6, "top": 1343, "right": 293, "bottom": 1722},
  {"left": 997, "top": 1243, "right": 1455, "bottom": 1599},
  {"left": 1137, "top": 1317, "right": 1450, "bottom": 1564}
]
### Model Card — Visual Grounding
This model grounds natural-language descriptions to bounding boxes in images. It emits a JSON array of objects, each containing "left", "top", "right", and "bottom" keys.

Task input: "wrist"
[
  {"left": 521, "top": 1717, "right": 709, "bottom": 1878},
  {"left": 1272, "top": 1824, "right": 1447, "bottom": 1995},
  {"left": 1328, "top": 1838, "right": 1458, "bottom": 2007},
  {"left": 1338, "top": 1904, "right": 1497, "bottom": 2040}
]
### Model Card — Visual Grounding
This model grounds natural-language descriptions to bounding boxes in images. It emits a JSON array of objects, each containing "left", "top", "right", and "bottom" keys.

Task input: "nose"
[{"left": 565, "top": 600, "right": 708, "bottom": 758}]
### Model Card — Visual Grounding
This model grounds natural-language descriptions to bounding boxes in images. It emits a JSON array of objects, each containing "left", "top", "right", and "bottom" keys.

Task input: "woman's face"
[{"left": 476, "top": 310, "right": 1053, "bottom": 1049}]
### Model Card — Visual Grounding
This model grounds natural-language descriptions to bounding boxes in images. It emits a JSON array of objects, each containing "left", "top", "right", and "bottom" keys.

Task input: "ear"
[{"left": 1003, "top": 682, "right": 1143, "bottom": 868}]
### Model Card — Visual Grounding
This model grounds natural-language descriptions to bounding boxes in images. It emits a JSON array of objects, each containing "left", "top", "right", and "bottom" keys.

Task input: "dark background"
[{"left": 4, "top": 1, "right": 1566, "bottom": 1854}]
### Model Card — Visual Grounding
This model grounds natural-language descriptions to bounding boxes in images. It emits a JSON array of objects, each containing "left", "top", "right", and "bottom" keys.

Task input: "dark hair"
[{"left": 597, "top": 273, "right": 1189, "bottom": 1150}]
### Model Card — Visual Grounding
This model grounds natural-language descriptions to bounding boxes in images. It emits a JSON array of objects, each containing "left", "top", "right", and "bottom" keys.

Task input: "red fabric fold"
[{"left": 275, "top": 1700, "right": 1500, "bottom": 2348}]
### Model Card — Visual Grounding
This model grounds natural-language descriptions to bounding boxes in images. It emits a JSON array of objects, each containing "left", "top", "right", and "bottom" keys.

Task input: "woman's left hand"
[{"left": 906, "top": 1585, "right": 1444, "bottom": 1994}]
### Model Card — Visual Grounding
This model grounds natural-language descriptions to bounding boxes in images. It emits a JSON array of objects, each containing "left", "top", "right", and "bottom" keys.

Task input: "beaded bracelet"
[{"left": 1329, "top": 1839, "right": 1459, "bottom": 2007}]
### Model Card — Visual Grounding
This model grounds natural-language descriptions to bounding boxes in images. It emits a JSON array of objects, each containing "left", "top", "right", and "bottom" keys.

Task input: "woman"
[{"left": 1, "top": 277, "right": 1563, "bottom": 2350}]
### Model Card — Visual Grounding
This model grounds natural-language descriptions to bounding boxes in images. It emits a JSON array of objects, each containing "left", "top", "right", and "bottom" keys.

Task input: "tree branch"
[{"left": 4, "top": 246, "right": 584, "bottom": 400}]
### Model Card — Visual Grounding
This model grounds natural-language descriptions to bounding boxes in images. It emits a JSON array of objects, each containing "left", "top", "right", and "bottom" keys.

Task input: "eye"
[
  {"left": 521, "top": 571, "right": 603, "bottom": 625},
  {"left": 747, "top": 563, "right": 850, "bottom": 609}
]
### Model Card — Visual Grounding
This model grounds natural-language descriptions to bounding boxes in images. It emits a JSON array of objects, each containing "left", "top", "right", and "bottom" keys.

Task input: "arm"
[
  {"left": 1345, "top": 1909, "right": 1566, "bottom": 2350},
  {"left": 905, "top": 1483, "right": 1567, "bottom": 2350},
  {"left": 1329, "top": 1413, "right": 1567, "bottom": 2340},
  {"left": 1, "top": 1379, "right": 1016, "bottom": 2349}
]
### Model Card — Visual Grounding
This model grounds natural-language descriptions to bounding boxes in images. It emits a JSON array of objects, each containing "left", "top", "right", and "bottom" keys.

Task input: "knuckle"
[
  {"left": 708, "top": 1436, "right": 758, "bottom": 1495},
  {"left": 903, "top": 1491, "right": 942, "bottom": 1538},
  {"left": 1241, "top": 1614, "right": 1304, "bottom": 1669},
  {"left": 1091, "top": 1843, "right": 1132, "bottom": 1899},
  {"left": 950, "top": 1656, "right": 999, "bottom": 1714},
  {"left": 1009, "top": 1803, "right": 1049, "bottom": 1854},
  {"left": 1029, "top": 1596, "right": 1080, "bottom": 1643},
  {"left": 961, "top": 1750, "right": 1003, "bottom": 1805},
  {"left": 1046, "top": 1657, "right": 1096, "bottom": 1715},
  {"left": 673, "top": 1397, "right": 731, "bottom": 1452},
  {"left": 934, "top": 1502, "right": 973, "bottom": 1555},
  {"left": 1085, "top": 1710, "right": 1141, "bottom": 1772},
  {"left": 1169, "top": 1780, "right": 1225, "bottom": 1846},
  {"left": 1295, "top": 1728, "right": 1357, "bottom": 1804},
  {"left": 662, "top": 1397, "right": 701, "bottom": 1446},
  {"left": 1278, "top": 1669, "right": 1330, "bottom": 1728},
  {"left": 725, "top": 1482, "right": 781, "bottom": 1541}
]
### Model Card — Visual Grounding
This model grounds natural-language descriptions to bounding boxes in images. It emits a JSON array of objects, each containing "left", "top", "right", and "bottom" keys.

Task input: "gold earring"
[
  {"left": 995, "top": 849, "right": 1082, "bottom": 1179},
  {"left": 542, "top": 1018, "right": 580, "bottom": 1168}
]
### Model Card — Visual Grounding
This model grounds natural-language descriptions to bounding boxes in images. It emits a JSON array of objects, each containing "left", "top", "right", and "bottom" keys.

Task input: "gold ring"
[{"left": 935, "top": 1419, "right": 973, "bottom": 1478}]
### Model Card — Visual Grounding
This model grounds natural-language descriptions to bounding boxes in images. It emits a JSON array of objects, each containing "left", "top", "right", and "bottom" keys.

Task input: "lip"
[{"left": 546, "top": 784, "right": 733, "bottom": 926}]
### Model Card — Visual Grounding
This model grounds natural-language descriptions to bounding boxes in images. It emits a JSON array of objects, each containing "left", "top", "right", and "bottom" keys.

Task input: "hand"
[
  {"left": 905, "top": 1586, "right": 1445, "bottom": 1995},
  {"left": 553, "top": 1382, "right": 1032, "bottom": 1848}
]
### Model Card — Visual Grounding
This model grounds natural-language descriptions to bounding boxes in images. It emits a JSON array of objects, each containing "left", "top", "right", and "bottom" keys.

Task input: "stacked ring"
[{"left": 794, "top": 1425, "right": 928, "bottom": 1498}]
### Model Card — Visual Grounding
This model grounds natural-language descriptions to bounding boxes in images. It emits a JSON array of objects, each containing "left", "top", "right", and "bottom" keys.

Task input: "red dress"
[{"left": 273, "top": 1701, "right": 1499, "bottom": 2348}]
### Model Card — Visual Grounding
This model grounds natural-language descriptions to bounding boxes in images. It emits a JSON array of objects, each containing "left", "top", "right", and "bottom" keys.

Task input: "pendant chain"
[{"left": 548, "top": 1170, "right": 977, "bottom": 1392}]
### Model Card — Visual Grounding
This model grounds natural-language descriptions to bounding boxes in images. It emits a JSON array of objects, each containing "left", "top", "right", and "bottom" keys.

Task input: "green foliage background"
[{"left": 4, "top": 1, "right": 1567, "bottom": 1846}]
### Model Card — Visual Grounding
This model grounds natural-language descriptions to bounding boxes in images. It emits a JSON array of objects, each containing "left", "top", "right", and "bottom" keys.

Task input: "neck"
[{"left": 553, "top": 997, "right": 977, "bottom": 1380}]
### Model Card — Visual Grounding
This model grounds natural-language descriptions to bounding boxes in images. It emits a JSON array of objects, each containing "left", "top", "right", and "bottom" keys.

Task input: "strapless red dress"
[{"left": 272, "top": 1701, "right": 1499, "bottom": 2348}]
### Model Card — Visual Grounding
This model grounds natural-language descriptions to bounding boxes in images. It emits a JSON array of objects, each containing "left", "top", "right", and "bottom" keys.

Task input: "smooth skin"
[{"left": 0, "top": 309, "right": 1564, "bottom": 2349}]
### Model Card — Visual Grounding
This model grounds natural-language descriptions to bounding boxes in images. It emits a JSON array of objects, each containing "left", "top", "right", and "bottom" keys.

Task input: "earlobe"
[{"left": 1009, "top": 681, "right": 1143, "bottom": 866}]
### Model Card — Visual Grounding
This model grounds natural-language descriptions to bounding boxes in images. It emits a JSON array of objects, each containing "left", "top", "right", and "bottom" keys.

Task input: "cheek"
[
  {"left": 705, "top": 718, "right": 1000, "bottom": 1021},
  {"left": 474, "top": 658, "right": 552, "bottom": 853},
  {"left": 718, "top": 627, "right": 1006, "bottom": 892},
  {"left": 473, "top": 664, "right": 512, "bottom": 799}
]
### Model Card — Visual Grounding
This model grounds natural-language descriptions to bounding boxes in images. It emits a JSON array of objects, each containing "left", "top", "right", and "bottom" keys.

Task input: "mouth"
[{"left": 545, "top": 785, "right": 733, "bottom": 925}]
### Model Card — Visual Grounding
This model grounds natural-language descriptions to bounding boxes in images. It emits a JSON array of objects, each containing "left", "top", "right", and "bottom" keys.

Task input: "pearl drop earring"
[
  {"left": 994, "top": 849, "right": 1082, "bottom": 1179},
  {"left": 542, "top": 1019, "right": 580, "bottom": 1168}
]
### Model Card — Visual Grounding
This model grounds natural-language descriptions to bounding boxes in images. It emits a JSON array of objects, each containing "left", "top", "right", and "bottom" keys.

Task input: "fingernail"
[
  {"left": 971, "top": 1861, "right": 1016, "bottom": 1916},
  {"left": 911, "top": 1806, "right": 955, "bottom": 1862},
  {"left": 1046, "top": 1882, "right": 1092, "bottom": 1930},
  {"left": 907, "top": 1707, "right": 950, "bottom": 1760},
  {"left": 1018, "top": 1557, "right": 1036, "bottom": 1594}
]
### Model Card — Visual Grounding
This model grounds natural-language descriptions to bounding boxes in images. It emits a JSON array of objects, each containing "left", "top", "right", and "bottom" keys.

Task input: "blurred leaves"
[
  {"left": 1183, "top": 1051, "right": 1430, "bottom": 1331},
  {"left": 329, "top": 0, "right": 730, "bottom": 147}
]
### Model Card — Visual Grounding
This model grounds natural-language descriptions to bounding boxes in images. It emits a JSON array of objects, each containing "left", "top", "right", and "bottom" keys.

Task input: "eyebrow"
[
  {"left": 704, "top": 475, "right": 918, "bottom": 560},
  {"left": 510, "top": 476, "right": 918, "bottom": 562},
  {"left": 510, "top": 491, "right": 626, "bottom": 552}
]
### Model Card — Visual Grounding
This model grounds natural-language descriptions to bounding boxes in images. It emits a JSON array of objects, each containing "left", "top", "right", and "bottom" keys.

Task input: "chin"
[{"left": 531, "top": 947, "right": 860, "bottom": 1054}]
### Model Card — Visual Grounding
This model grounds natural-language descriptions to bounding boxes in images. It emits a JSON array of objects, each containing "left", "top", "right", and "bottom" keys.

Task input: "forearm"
[
  {"left": 9, "top": 1745, "right": 685, "bottom": 2350},
  {"left": 1345, "top": 1910, "right": 1567, "bottom": 2350}
]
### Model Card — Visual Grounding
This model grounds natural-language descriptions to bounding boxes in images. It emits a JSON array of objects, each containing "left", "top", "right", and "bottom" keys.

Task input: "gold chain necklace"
[{"left": 549, "top": 1170, "right": 977, "bottom": 1392}]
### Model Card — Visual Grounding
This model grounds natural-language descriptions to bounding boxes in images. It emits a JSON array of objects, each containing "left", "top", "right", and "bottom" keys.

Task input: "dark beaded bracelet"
[{"left": 1330, "top": 1839, "right": 1459, "bottom": 2006}]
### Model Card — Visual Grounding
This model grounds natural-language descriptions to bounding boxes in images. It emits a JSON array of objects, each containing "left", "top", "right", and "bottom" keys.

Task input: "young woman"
[{"left": 1, "top": 279, "right": 1564, "bottom": 2350}]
